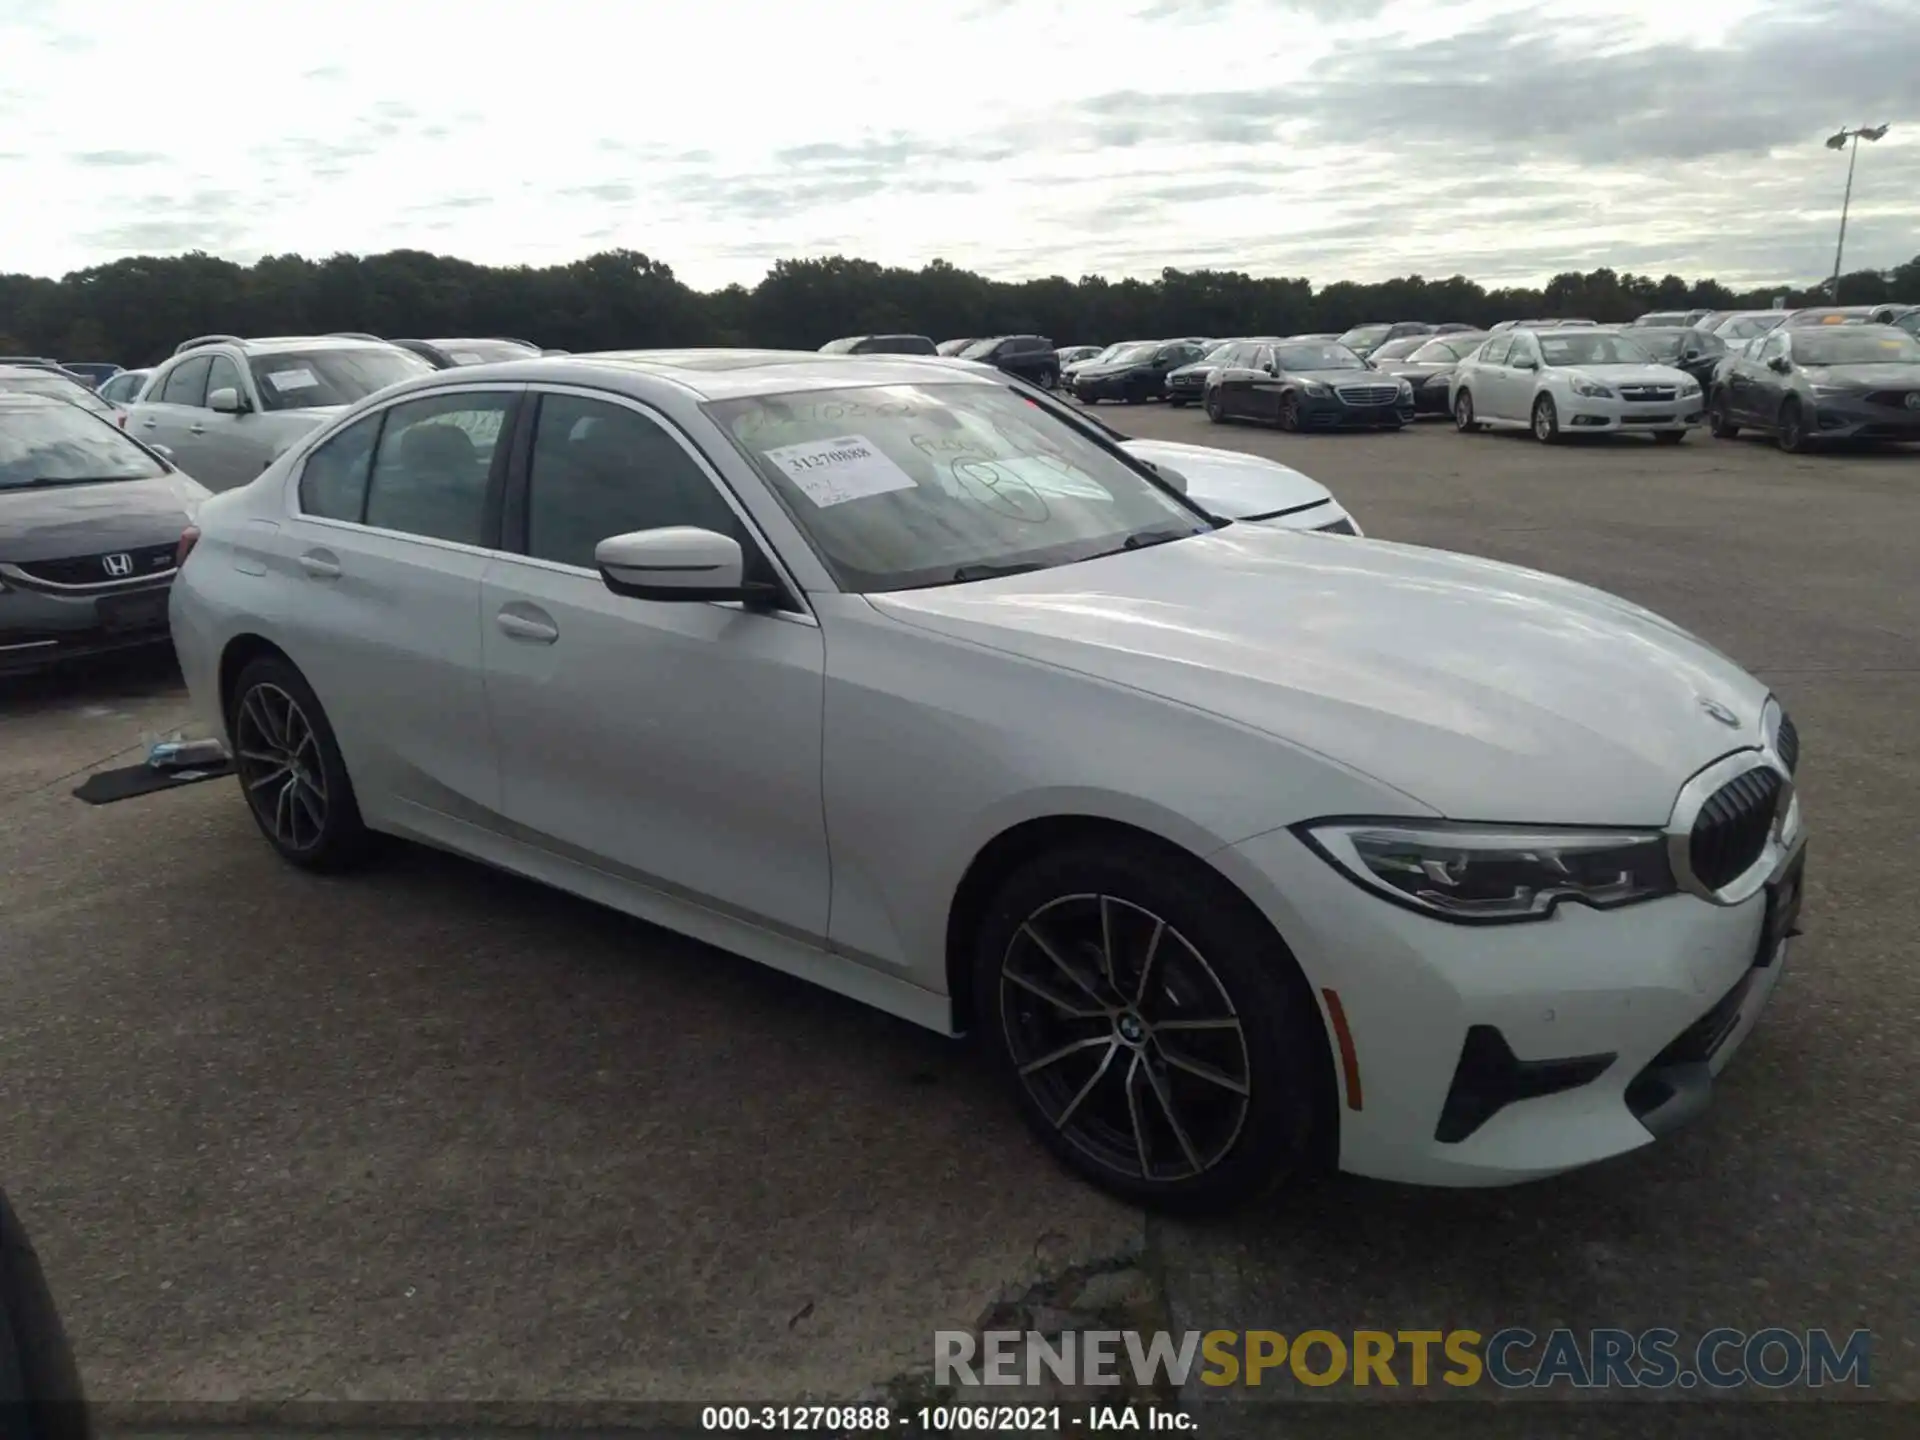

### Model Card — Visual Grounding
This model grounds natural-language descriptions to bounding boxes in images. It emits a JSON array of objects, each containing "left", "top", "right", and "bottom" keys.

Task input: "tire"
[
  {"left": 0, "top": 1187, "right": 89, "bottom": 1432},
  {"left": 972, "top": 837, "right": 1330, "bottom": 1213},
  {"left": 1531, "top": 394, "right": 1562, "bottom": 444},
  {"left": 1708, "top": 393, "right": 1740, "bottom": 439},
  {"left": 1278, "top": 395, "right": 1302, "bottom": 432},
  {"left": 1204, "top": 390, "right": 1224, "bottom": 423},
  {"left": 228, "top": 653, "right": 374, "bottom": 872},
  {"left": 1453, "top": 390, "right": 1481, "bottom": 432},
  {"left": 1168, "top": 397, "right": 1188, "bottom": 409},
  {"left": 1776, "top": 398, "right": 1810, "bottom": 453},
  {"left": 1654, "top": 430, "right": 1685, "bottom": 446}
]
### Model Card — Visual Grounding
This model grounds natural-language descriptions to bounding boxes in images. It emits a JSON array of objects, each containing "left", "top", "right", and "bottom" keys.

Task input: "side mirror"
[
  {"left": 208, "top": 387, "right": 245, "bottom": 414},
  {"left": 1768, "top": 356, "right": 1792, "bottom": 374},
  {"left": 1514, "top": 357, "right": 1538, "bottom": 371},
  {"left": 597, "top": 526, "right": 772, "bottom": 605}
]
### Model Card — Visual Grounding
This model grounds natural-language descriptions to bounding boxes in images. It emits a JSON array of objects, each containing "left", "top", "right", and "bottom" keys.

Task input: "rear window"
[
  {"left": 853, "top": 335, "right": 938, "bottom": 356},
  {"left": 0, "top": 402, "right": 168, "bottom": 489},
  {"left": 0, "top": 369, "right": 115, "bottom": 415},
  {"left": 248, "top": 347, "right": 434, "bottom": 412}
]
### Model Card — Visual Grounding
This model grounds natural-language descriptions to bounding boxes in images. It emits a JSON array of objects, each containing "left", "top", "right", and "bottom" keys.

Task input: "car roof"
[
  {"left": 371, "top": 348, "right": 1013, "bottom": 404},
  {"left": 0, "top": 363, "right": 88, "bottom": 381}
]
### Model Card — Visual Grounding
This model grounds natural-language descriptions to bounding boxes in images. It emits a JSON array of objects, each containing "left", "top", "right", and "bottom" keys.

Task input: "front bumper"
[
  {"left": 1218, "top": 819, "right": 1803, "bottom": 1186},
  {"left": 0, "top": 576, "right": 175, "bottom": 673},
  {"left": 1297, "top": 392, "right": 1416, "bottom": 429},
  {"left": 1563, "top": 392, "right": 1705, "bottom": 433},
  {"left": 1808, "top": 394, "right": 1920, "bottom": 441},
  {"left": 1412, "top": 378, "right": 1455, "bottom": 414},
  {"left": 1165, "top": 375, "right": 1208, "bottom": 404}
]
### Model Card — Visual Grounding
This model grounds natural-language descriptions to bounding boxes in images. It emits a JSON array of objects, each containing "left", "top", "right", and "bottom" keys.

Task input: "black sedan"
[
  {"left": 1070, "top": 338, "right": 1210, "bottom": 404},
  {"left": 1205, "top": 340, "right": 1415, "bottom": 430},
  {"left": 1162, "top": 338, "right": 1277, "bottom": 407},
  {"left": 1370, "top": 331, "right": 1490, "bottom": 415},
  {"left": 1709, "top": 323, "right": 1920, "bottom": 451},
  {"left": 1624, "top": 326, "right": 1729, "bottom": 391},
  {"left": 1333, "top": 321, "right": 1434, "bottom": 358},
  {"left": 0, "top": 394, "right": 208, "bottom": 673},
  {"left": 956, "top": 335, "right": 1061, "bottom": 387}
]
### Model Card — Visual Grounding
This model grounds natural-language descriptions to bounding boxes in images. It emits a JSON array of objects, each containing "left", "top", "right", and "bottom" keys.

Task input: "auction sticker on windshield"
[
  {"left": 265, "top": 368, "right": 319, "bottom": 391},
  {"left": 762, "top": 434, "right": 918, "bottom": 508}
]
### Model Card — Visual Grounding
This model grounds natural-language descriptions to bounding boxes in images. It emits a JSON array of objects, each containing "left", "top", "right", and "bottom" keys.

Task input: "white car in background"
[
  {"left": 171, "top": 349, "right": 1804, "bottom": 1210},
  {"left": 1450, "top": 328, "right": 1706, "bottom": 444}
]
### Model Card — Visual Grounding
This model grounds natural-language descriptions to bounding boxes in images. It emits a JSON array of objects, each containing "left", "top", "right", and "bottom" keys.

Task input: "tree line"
[{"left": 3, "top": 248, "right": 1917, "bottom": 368}]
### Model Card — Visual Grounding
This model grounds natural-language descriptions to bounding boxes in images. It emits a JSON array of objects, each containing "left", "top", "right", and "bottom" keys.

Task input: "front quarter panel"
[{"left": 814, "top": 595, "right": 1432, "bottom": 997}]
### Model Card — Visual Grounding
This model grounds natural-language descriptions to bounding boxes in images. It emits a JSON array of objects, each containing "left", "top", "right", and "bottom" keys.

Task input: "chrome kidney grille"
[{"left": 1688, "top": 767, "right": 1786, "bottom": 892}]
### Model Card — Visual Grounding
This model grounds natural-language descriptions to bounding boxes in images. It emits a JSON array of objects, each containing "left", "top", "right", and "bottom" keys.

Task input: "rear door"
[
  {"left": 133, "top": 354, "right": 212, "bottom": 467},
  {"left": 274, "top": 385, "right": 521, "bottom": 824}
]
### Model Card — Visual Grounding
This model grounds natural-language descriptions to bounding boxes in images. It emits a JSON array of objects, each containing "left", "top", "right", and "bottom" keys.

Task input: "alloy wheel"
[
  {"left": 998, "top": 894, "right": 1252, "bottom": 1183},
  {"left": 1777, "top": 401, "right": 1806, "bottom": 452},
  {"left": 1204, "top": 391, "right": 1223, "bottom": 422},
  {"left": 1533, "top": 396, "right": 1559, "bottom": 443},
  {"left": 1279, "top": 397, "right": 1300, "bottom": 432},
  {"left": 233, "top": 682, "right": 329, "bottom": 852},
  {"left": 1454, "top": 392, "right": 1475, "bottom": 430}
]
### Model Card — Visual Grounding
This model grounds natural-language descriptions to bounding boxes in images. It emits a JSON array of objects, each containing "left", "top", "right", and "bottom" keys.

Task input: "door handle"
[
  {"left": 495, "top": 610, "right": 559, "bottom": 643},
  {"left": 298, "top": 552, "right": 342, "bottom": 579}
]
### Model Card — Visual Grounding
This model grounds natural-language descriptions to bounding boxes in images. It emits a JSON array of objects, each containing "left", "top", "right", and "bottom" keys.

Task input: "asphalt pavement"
[{"left": 1, "top": 412, "right": 1915, "bottom": 1430}]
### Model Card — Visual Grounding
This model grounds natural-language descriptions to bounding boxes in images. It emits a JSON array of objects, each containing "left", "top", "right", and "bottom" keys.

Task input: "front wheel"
[
  {"left": 1532, "top": 394, "right": 1562, "bottom": 444},
  {"left": 228, "top": 654, "right": 374, "bottom": 871},
  {"left": 1204, "top": 390, "right": 1224, "bottom": 423},
  {"left": 1454, "top": 390, "right": 1481, "bottom": 431},
  {"left": 1168, "top": 397, "right": 1188, "bottom": 409},
  {"left": 1708, "top": 393, "right": 1740, "bottom": 439},
  {"left": 1776, "top": 398, "right": 1811, "bottom": 453},
  {"left": 1654, "top": 430, "right": 1686, "bottom": 446},
  {"left": 973, "top": 839, "right": 1330, "bottom": 1212},
  {"left": 1277, "top": 395, "right": 1302, "bottom": 432}
]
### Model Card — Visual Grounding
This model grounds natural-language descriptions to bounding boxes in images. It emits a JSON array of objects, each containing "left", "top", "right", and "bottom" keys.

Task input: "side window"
[
  {"left": 205, "top": 355, "right": 246, "bottom": 405},
  {"left": 1253, "top": 346, "right": 1275, "bottom": 371},
  {"left": 1478, "top": 336, "right": 1512, "bottom": 365},
  {"left": 160, "top": 355, "right": 213, "bottom": 407},
  {"left": 298, "top": 412, "right": 382, "bottom": 521},
  {"left": 363, "top": 391, "right": 514, "bottom": 545},
  {"left": 1510, "top": 336, "right": 1539, "bottom": 366},
  {"left": 1758, "top": 333, "right": 1788, "bottom": 363},
  {"left": 523, "top": 394, "right": 742, "bottom": 571}
]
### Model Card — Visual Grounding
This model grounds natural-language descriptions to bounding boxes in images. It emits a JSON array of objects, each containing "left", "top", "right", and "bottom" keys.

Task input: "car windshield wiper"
[
  {"left": 947, "top": 560, "right": 1051, "bottom": 583},
  {"left": 1087, "top": 526, "right": 1198, "bottom": 560}
]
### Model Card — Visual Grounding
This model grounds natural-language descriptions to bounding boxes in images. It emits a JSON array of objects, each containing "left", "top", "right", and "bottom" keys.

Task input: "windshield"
[
  {"left": 0, "top": 402, "right": 168, "bottom": 489},
  {"left": 957, "top": 338, "right": 1001, "bottom": 360},
  {"left": 1197, "top": 342, "right": 1236, "bottom": 363},
  {"left": 1275, "top": 343, "right": 1366, "bottom": 372},
  {"left": 248, "top": 347, "right": 435, "bottom": 411},
  {"left": 1537, "top": 332, "right": 1655, "bottom": 366},
  {"left": 0, "top": 369, "right": 115, "bottom": 415},
  {"left": 1370, "top": 336, "right": 1428, "bottom": 362},
  {"left": 1336, "top": 325, "right": 1391, "bottom": 350},
  {"left": 432, "top": 339, "right": 541, "bottom": 365},
  {"left": 1720, "top": 314, "right": 1785, "bottom": 340},
  {"left": 707, "top": 382, "right": 1208, "bottom": 594},
  {"left": 1632, "top": 332, "right": 1690, "bottom": 361},
  {"left": 1106, "top": 343, "right": 1160, "bottom": 365},
  {"left": 1795, "top": 329, "right": 1920, "bottom": 366}
]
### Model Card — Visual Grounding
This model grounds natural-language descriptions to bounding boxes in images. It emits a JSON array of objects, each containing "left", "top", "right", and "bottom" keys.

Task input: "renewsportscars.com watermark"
[{"left": 936, "top": 1327, "right": 1874, "bottom": 1391}]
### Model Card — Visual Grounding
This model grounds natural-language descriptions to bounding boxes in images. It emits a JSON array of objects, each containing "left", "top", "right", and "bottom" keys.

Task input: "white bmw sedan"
[
  {"left": 1450, "top": 327, "right": 1707, "bottom": 443},
  {"left": 170, "top": 349, "right": 1805, "bottom": 1210}
]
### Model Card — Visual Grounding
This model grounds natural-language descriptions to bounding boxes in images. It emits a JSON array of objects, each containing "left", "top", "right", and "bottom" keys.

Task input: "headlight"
[
  {"left": 1570, "top": 377, "right": 1615, "bottom": 399},
  {"left": 1297, "top": 820, "right": 1676, "bottom": 924},
  {"left": 1809, "top": 383, "right": 1853, "bottom": 396},
  {"left": 1678, "top": 379, "right": 1702, "bottom": 396},
  {"left": 1424, "top": 372, "right": 1452, "bottom": 386},
  {"left": 1301, "top": 381, "right": 1330, "bottom": 397},
  {"left": 1397, "top": 379, "right": 1413, "bottom": 395}
]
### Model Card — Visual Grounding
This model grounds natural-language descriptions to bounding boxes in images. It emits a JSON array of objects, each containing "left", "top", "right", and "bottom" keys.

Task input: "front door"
[{"left": 479, "top": 388, "right": 831, "bottom": 940}]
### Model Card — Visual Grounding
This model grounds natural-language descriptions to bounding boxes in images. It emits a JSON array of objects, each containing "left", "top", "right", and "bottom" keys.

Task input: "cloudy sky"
[{"left": 2, "top": 0, "right": 1915, "bottom": 292}]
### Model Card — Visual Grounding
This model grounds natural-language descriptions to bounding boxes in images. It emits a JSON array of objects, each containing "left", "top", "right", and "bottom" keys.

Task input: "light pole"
[{"left": 1825, "top": 123, "right": 1889, "bottom": 303}]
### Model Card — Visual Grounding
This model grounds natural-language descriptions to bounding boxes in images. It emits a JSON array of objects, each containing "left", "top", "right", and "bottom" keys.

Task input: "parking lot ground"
[
  {"left": 3, "top": 415, "right": 1917, "bottom": 1423},
  {"left": 1106, "top": 410, "right": 1920, "bottom": 1415}
]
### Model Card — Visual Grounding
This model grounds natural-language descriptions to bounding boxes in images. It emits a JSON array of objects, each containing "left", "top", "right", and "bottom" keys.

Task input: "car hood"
[
  {"left": 1077, "top": 361, "right": 1153, "bottom": 378},
  {"left": 867, "top": 529, "right": 1767, "bottom": 825},
  {"left": 1120, "top": 438, "right": 1333, "bottom": 521},
  {"left": 1286, "top": 368, "right": 1390, "bottom": 387},
  {"left": 1800, "top": 362, "right": 1920, "bottom": 388},
  {"left": 0, "top": 472, "right": 210, "bottom": 561},
  {"left": 1378, "top": 360, "right": 1456, "bottom": 378}
]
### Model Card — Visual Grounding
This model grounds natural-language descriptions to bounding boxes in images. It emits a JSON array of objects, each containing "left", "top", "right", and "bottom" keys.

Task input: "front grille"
[
  {"left": 12, "top": 542, "right": 178, "bottom": 587},
  {"left": 1336, "top": 384, "right": 1400, "bottom": 406},
  {"left": 1774, "top": 711, "right": 1800, "bottom": 775},
  {"left": 1864, "top": 390, "right": 1918, "bottom": 409},
  {"left": 1619, "top": 385, "right": 1678, "bottom": 402},
  {"left": 1688, "top": 766, "right": 1785, "bottom": 892}
]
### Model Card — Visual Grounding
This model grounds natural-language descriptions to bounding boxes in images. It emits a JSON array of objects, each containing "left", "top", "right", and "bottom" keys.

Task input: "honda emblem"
[{"left": 102, "top": 552, "right": 134, "bottom": 578}]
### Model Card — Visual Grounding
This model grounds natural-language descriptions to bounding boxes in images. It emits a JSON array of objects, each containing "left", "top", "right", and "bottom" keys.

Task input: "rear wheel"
[
  {"left": 1453, "top": 390, "right": 1481, "bottom": 431},
  {"left": 1532, "top": 394, "right": 1562, "bottom": 444},
  {"left": 1708, "top": 393, "right": 1740, "bottom": 439},
  {"left": 1278, "top": 395, "right": 1302, "bottom": 432},
  {"left": 973, "top": 839, "right": 1330, "bottom": 1212},
  {"left": 228, "top": 654, "right": 374, "bottom": 871}
]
